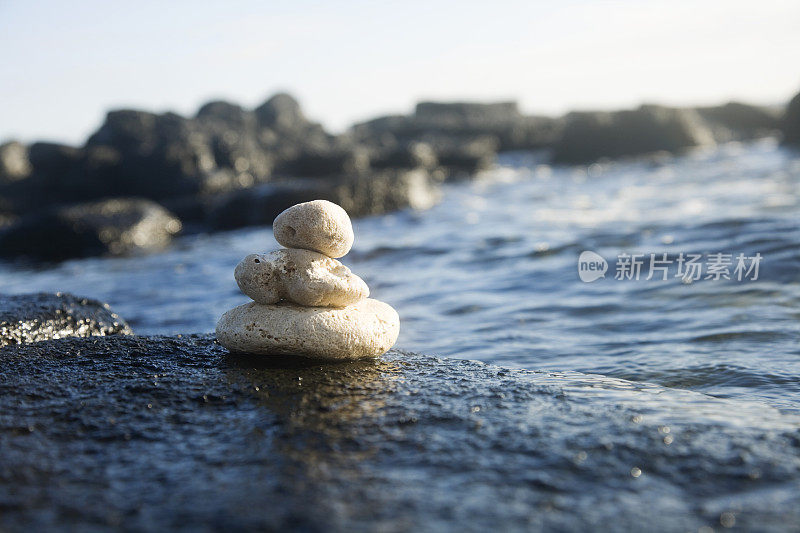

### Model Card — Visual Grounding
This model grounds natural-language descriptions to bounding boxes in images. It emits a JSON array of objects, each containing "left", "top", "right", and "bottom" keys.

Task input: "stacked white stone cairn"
[{"left": 215, "top": 200, "right": 400, "bottom": 360}]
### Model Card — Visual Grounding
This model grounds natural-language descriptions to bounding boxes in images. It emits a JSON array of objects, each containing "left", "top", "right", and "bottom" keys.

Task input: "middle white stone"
[{"left": 234, "top": 249, "right": 369, "bottom": 308}]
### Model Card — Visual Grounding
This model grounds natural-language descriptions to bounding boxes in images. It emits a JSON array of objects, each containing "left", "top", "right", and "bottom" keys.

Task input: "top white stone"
[{"left": 273, "top": 200, "right": 354, "bottom": 258}]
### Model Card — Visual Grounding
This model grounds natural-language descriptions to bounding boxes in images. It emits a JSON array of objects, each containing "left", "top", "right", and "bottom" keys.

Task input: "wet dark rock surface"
[
  {"left": 1, "top": 334, "right": 798, "bottom": 531},
  {"left": 782, "top": 90, "right": 800, "bottom": 147},
  {"left": 0, "top": 198, "right": 182, "bottom": 261},
  {"left": 0, "top": 292, "right": 131, "bottom": 348}
]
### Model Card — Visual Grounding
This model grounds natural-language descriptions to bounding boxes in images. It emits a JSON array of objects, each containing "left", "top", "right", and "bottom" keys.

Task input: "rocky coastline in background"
[{"left": 0, "top": 90, "right": 798, "bottom": 261}]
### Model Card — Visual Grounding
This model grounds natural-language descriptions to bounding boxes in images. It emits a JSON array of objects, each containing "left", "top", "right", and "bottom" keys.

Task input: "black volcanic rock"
[
  {"left": 352, "top": 101, "right": 563, "bottom": 159},
  {"left": 195, "top": 101, "right": 273, "bottom": 187},
  {"left": 86, "top": 110, "right": 217, "bottom": 199},
  {"left": 363, "top": 133, "right": 496, "bottom": 178},
  {"left": 276, "top": 145, "right": 371, "bottom": 178},
  {"left": 196, "top": 100, "right": 250, "bottom": 126},
  {"left": 552, "top": 105, "right": 715, "bottom": 164},
  {"left": 207, "top": 169, "right": 440, "bottom": 231},
  {"left": 695, "top": 102, "right": 781, "bottom": 142},
  {"left": 782, "top": 91, "right": 800, "bottom": 147},
  {"left": 370, "top": 141, "right": 439, "bottom": 170},
  {"left": 0, "top": 334, "right": 798, "bottom": 531},
  {"left": 415, "top": 100, "right": 521, "bottom": 121},
  {"left": 0, "top": 142, "right": 38, "bottom": 214},
  {"left": 254, "top": 93, "right": 332, "bottom": 160},
  {"left": 254, "top": 92, "right": 306, "bottom": 131},
  {"left": 27, "top": 142, "right": 84, "bottom": 179},
  {"left": 0, "top": 198, "right": 181, "bottom": 260},
  {"left": 0, "top": 143, "right": 127, "bottom": 211},
  {"left": 413, "top": 101, "right": 523, "bottom": 142},
  {"left": 336, "top": 168, "right": 441, "bottom": 215},
  {"left": 2, "top": 91, "right": 789, "bottom": 260},
  {"left": 427, "top": 135, "right": 498, "bottom": 177},
  {"left": 206, "top": 181, "right": 338, "bottom": 230},
  {"left": 501, "top": 115, "right": 565, "bottom": 151},
  {"left": 0, "top": 292, "right": 131, "bottom": 348},
  {"left": 0, "top": 93, "right": 450, "bottom": 247},
  {"left": 54, "top": 145, "right": 127, "bottom": 205},
  {"left": 0, "top": 144, "right": 71, "bottom": 214}
]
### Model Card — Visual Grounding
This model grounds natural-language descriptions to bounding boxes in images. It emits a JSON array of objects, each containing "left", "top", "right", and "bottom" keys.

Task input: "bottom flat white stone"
[{"left": 215, "top": 298, "right": 399, "bottom": 360}]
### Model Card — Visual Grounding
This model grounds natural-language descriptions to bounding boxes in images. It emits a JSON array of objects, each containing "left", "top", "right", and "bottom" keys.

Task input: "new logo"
[{"left": 578, "top": 251, "right": 607, "bottom": 282}]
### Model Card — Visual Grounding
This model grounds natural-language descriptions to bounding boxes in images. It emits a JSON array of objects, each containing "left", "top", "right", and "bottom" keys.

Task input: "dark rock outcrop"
[
  {"left": 195, "top": 100, "right": 273, "bottom": 188},
  {"left": 370, "top": 141, "right": 439, "bottom": 171},
  {"left": 552, "top": 105, "right": 715, "bottom": 164},
  {"left": 0, "top": 142, "right": 87, "bottom": 213},
  {"left": 0, "top": 95, "right": 469, "bottom": 238},
  {"left": 782, "top": 91, "right": 800, "bottom": 146},
  {"left": 413, "top": 101, "right": 564, "bottom": 151},
  {"left": 276, "top": 144, "right": 371, "bottom": 178},
  {"left": 206, "top": 181, "right": 337, "bottom": 230},
  {"left": 86, "top": 111, "right": 218, "bottom": 200},
  {"left": 1, "top": 334, "right": 798, "bottom": 531},
  {"left": 28, "top": 142, "right": 84, "bottom": 179},
  {"left": 29, "top": 143, "right": 126, "bottom": 207},
  {"left": 0, "top": 198, "right": 181, "bottom": 260},
  {"left": 207, "top": 169, "right": 440, "bottom": 231},
  {"left": 353, "top": 102, "right": 563, "bottom": 154},
  {"left": 352, "top": 102, "right": 563, "bottom": 177},
  {"left": 425, "top": 135, "right": 498, "bottom": 178},
  {"left": 254, "top": 92, "right": 309, "bottom": 131},
  {"left": 254, "top": 93, "right": 333, "bottom": 160},
  {"left": 695, "top": 102, "right": 782, "bottom": 142},
  {"left": 415, "top": 100, "right": 521, "bottom": 123},
  {"left": 334, "top": 168, "right": 441, "bottom": 216},
  {"left": 2, "top": 91, "right": 791, "bottom": 263},
  {"left": 0, "top": 292, "right": 131, "bottom": 347},
  {"left": 67, "top": 94, "right": 340, "bottom": 213}
]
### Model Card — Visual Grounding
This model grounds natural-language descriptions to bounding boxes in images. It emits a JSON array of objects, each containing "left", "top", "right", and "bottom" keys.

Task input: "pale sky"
[{"left": 2, "top": 0, "right": 799, "bottom": 145}]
